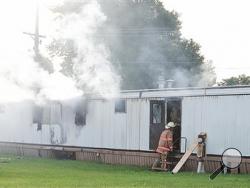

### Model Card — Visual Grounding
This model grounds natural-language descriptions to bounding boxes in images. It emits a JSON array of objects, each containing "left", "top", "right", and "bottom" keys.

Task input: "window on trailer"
[
  {"left": 33, "top": 103, "right": 62, "bottom": 131},
  {"left": 75, "top": 103, "right": 87, "bottom": 126},
  {"left": 75, "top": 111, "right": 86, "bottom": 126},
  {"left": 33, "top": 105, "right": 43, "bottom": 131},
  {"left": 152, "top": 103, "right": 163, "bottom": 124},
  {"left": 115, "top": 99, "right": 126, "bottom": 113}
]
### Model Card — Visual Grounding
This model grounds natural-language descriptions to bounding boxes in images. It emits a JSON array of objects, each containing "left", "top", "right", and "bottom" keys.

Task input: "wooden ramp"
[{"left": 172, "top": 139, "right": 199, "bottom": 174}]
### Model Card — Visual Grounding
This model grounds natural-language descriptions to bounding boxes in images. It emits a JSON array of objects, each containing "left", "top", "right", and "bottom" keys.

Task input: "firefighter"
[{"left": 152, "top": 122, "right": 175, "bottom": 170}]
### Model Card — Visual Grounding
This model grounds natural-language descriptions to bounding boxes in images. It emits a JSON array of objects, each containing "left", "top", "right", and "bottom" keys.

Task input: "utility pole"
[
  {"left": 23, "top": 2, "right": 46, "bottom": 58},
  {"left": 34, "top": 3, "right": 41, "bottom": 56},
  {"left": 23, "top": 1, "right": 53, "bottom": 73}
]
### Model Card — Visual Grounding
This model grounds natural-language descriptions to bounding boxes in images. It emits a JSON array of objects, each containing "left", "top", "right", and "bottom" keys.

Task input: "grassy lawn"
[{"left": 0, "top": 156, "right": 249, "bottom": 188}]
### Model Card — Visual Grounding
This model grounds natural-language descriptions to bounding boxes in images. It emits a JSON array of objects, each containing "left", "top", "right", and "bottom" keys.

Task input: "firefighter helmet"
[{"left": 165, "top": 122, "right": 176, "bottom": 128}]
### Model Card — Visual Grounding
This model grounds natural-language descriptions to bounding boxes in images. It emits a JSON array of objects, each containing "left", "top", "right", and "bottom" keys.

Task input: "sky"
[
  {"left": 0, "top": 0, "right": 55, "bottom": 60},
  {"left": 162, "top": 0, "right": 250, "bottom": 81}
]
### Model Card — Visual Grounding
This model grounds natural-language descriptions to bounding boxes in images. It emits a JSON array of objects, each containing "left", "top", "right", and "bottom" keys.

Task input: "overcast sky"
[{"left": 162, "top": 0, "right": 250, "bottom": 81}]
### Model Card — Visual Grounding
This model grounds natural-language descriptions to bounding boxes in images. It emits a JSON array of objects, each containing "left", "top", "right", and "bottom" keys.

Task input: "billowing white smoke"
[
  {"left": 172, "top": 61, "right": 216, "bottom": 87},
  {"left": 53, "top": 0, "right": 120, "bottom": 98},
  {"left": 0, "top": 0, "right": 120, "bottom": 103},
  {"left": 0, "top": 51, "right": 82, "bottom": 103}
]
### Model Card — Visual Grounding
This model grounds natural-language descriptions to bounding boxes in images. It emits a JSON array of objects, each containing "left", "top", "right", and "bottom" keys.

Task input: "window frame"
[
  {"left": 75, "top": 111, "right": 86, "bottom": 126},
  {"left": 150, "top": 100, "right": 165, "bottom": 125},
  {"left": 114, "top": 99, "right": 127, "bottom": 113}
]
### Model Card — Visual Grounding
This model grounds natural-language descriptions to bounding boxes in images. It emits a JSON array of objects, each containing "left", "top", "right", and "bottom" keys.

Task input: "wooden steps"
[{"left": 151, "top": 152, "right": 179, "bottom": 172}]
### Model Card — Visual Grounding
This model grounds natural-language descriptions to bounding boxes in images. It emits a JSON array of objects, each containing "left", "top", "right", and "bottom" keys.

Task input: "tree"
[
  {"left": 48, "top": 0, "right": 216, "bottom": 90},
  {"left": 218, "top": 74, "right": 250, "bottom": 86}
]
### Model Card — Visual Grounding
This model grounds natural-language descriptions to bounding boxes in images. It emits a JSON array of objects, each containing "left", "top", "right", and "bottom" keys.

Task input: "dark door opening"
[
  {"left": 149, "top": 100, "right": 165, "bottom": 150},
  {"left": 166, "top": 99, "right": 182, "bottom": 152}
]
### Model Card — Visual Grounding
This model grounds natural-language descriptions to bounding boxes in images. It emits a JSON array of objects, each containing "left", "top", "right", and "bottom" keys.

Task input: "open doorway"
[
  {"left": 149, "top": 99, "right": 182, "bottom": 151},
  {"left": 166, "top": 99, "right": 182, "bottom": 153}
]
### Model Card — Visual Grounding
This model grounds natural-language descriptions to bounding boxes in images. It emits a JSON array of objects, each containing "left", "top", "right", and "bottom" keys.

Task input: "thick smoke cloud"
[
  {"left": 0, "top": 0, "right": 120, "bottom": 103},
  {"left": 85, "top": 0, "right": 215, "bottom": 89},
  {"left": 53, "top": 1, "right": 120, "bottom": 98}
]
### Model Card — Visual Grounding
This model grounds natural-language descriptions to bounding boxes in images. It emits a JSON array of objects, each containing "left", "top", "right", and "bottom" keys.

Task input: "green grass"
[{"left": 0, "top": 156, "right": 249, "bottom": 188}]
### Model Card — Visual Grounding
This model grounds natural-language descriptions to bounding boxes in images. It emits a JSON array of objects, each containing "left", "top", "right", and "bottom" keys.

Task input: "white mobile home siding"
[
  {"left": 0, "top": 102, "right": 33, "bottom": 143},
  {"left": 64, "top": 98, "right": 169, "bottom": 150},
  {"left": 182, "top": 95, "right": 250, "bottom": 156},
  {"left": 69, "top": 99, "right": 150, "bottom": 150},
  {"left": 0, "top": 98, "right": 150, "bottom": 151}
]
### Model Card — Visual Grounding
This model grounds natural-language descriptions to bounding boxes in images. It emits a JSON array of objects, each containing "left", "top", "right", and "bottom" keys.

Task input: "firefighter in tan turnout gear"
[{"left": 152, "top": 122, "right": 175, "bottom": 170}]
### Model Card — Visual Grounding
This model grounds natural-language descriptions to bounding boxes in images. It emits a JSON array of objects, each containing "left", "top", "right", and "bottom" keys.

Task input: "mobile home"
[{"left": 1, "top": 86, "right": 250, "bottom": 158}]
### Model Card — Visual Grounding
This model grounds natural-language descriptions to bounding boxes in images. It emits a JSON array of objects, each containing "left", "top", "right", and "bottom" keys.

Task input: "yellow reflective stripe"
[{"left": 158, "top": 147, "right": 170, "bottom": 151}]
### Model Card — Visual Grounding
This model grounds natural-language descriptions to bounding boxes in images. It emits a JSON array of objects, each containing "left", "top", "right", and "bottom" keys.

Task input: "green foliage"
[
  {"left": 218, "top": 74, "right": 250, "bottom": 86},
  {"left": 34, "top": 53, "right": 54, "bottom": 74},
  {"left": 0, "top": 156, "right": 249, "bottom": 188},
  {"left": 48, "top": 0, "right": 216, "bottom": 90},
  {"left": 48, "top": 39, "right": 76, "bottom": 77}
]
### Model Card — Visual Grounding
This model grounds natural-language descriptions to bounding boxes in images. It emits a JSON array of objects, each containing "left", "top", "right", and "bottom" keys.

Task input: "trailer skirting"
[{"left": 0, "top": 142, "right": 249, "bottom": 173}]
